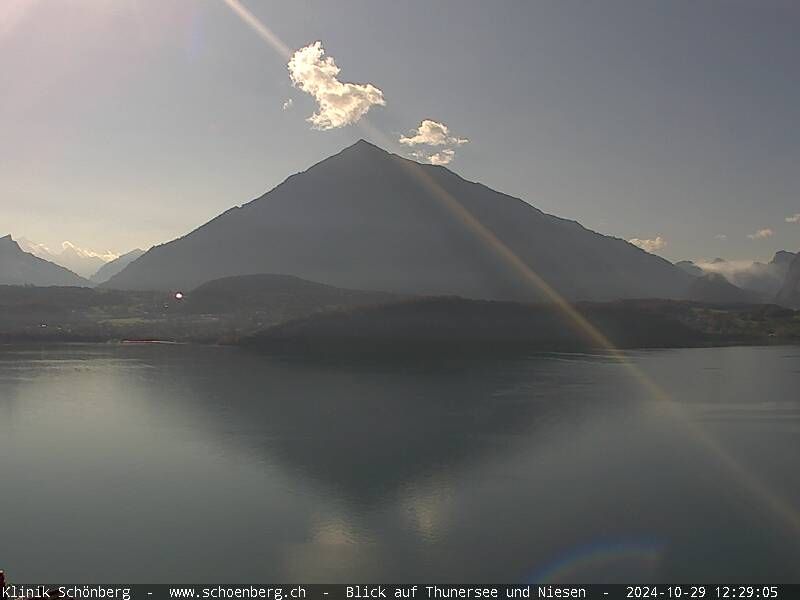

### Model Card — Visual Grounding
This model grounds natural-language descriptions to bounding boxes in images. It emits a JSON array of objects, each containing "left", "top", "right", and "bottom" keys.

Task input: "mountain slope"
[
  {"left": 105, "top": 140, "right": 693, "bottom": 301},
  {"left": 55, "top": 244, "right": 107, "bottom": 278},
  {"left": 687, "top": 273, "right": 759, "bottom": 304},
  {"left": 90, "top": 248, "right": 146, "bottom": 284},
  {"left": 675, "top": 260, "right": 704, "bottom": 277},
  {"left": 0, "top": 235, "right": 89, "bottom": 287},
  {"left": 776, "top": 253, "right": 800, "bottom": 308}
]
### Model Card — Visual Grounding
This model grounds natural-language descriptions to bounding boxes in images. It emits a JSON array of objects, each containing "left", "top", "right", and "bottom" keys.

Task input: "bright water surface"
[{"left": 1, "top": 344, "right": 799, "bottom": 582}]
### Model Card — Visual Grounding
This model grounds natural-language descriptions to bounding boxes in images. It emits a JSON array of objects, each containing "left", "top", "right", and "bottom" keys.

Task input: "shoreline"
[{"left": 2, "top": 333, "right": 798, "bottom": 353}]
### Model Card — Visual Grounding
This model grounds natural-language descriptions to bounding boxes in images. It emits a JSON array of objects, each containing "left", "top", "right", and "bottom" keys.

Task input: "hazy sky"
[{"left": 2, "top": 0, "right": 798, "bottom": 262}]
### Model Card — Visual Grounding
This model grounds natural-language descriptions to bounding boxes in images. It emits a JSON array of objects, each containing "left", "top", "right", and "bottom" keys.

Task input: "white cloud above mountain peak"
[
  {"left": 287, "top": 41, "right": 385, "bottom": 130},
  {"left": 400, "top": 119, "right": 468, "bottom": 165}
]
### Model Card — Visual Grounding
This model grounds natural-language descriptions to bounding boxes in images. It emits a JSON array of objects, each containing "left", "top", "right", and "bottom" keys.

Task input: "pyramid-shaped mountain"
[
  {"left": 0, "top": 235, "right": 88, "bottom": 287},
  {"left": 105, "top": 140, "right": 693, "bottom": 301}
]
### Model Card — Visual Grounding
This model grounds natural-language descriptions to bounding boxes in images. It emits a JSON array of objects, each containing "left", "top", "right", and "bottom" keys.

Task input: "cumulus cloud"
[
  {"left": 427, "top": 149, "right": 456, "bottom": 166},
  {"left": 287, "top": 41, "right": 385, "bottom": 130},
  {"left": 400, "top": 119, "right": 468, "bottom": 165},
  {"left": 410, "top": 148, "right": 456, "bottom": 166},
  {"left": 747, "top": 228, "right": 774, "bottom": 240},
  {"left": 400, "top": 120, "right": 468, "bottom": 147},
  {"left": 282, "top": 98, "right": 293, "bottom": 111},
  {"left": 714, "top": 234, "right": 728, "bottom": 240},
  {"left": 695, "top": 259, "right": 757, "bottom": 276},
  {"left": 786, "top": 214, "right": 800, "bottom": 224},
  {"left": 628, "top": 236, "right": 667, "bottom": 253}
]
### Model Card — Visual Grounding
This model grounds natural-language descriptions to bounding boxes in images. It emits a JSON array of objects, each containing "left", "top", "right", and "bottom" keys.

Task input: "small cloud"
[
  {"left": 400, "top": 119, "right": 468, "bottom": 165},
  {"left": 410, "top": 148, "right": 456, "bottom": 166},
  {"left": 695, "top": 259, "right": 757, "bottom": 278},
  {"left": 714, "top": 234, "right": 728, "bottom": 240},
  {"left": 399, "top": 120, "right": 468, "bottom": 147},
  {"left": 287, "top": 41, "right": 385, "bottom": 130},
  {"left": 628, "top": 236, "right": 667, "bottom": 253},
  {"left": 747, "top": 228, "right": 774, "bottom": 240},
  {"left": 786, "top": 214, "right": 800, "bottom": 224},
  {"left": 282, "top": 98, "right": 293, "bottom": 111},
  {"left": 427, "top": 149, "right": 456, "bottom": 166}
]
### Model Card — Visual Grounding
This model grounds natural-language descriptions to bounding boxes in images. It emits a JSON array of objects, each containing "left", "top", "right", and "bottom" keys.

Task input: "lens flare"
[{"left": 528, "top": 539, "right": 664, "bottom": 584}]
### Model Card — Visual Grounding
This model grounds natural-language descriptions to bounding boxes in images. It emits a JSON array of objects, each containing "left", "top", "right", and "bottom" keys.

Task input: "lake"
[{"left": 1, "top": 344, "right": 799, "bottom": 582}]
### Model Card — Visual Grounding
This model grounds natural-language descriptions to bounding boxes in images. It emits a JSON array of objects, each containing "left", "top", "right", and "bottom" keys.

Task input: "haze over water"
[{"left": 1, "top": 344, "right": 799, "bottom": 582}]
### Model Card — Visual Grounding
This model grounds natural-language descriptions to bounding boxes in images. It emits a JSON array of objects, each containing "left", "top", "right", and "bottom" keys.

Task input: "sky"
[{"left": 1, "top": 0, "right": 798, "bottom": 263}]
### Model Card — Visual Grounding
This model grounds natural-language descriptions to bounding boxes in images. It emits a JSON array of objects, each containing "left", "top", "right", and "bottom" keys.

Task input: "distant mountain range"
[
  {"left": 18, "top": 238, "right": 112, "bottom": 279},
  {"left": 15, "top": 238, "right": 145, "bottom": 283},
  {"left": 676, "top": 251, "right": 798, "bottom": 301},
  {"left": 0, "top": 235, "right": 88, "bottom": 287},
  {"left": 105, "top": 140, "right": 700, "bottom": 302}
]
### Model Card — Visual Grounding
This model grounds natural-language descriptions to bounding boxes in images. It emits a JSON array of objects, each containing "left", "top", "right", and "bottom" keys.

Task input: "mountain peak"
[
  {"left": 340, "top": 138, "right": 389, "bottom": 157},
  {"left": 352, "top": 138, "right": 382, "bottom": 150},
  {"left": 0, "top": 234, "right": 21, "bottom": 250},
  {"left": 308, "top": 138, "right": 394, "bottom": 173}
]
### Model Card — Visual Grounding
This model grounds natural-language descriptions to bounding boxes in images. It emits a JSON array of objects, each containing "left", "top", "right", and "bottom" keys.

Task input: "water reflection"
[{"left": 0, "top": 344, "right": 798, "bottom": 582}]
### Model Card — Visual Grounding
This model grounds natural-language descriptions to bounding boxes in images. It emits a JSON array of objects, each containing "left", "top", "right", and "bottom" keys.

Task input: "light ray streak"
[
  {"left": 220, "top": 0, "right": 291, "bottom": 59},
  {"left": 219, "top": 0, "right": 800, "bottom": 536}
]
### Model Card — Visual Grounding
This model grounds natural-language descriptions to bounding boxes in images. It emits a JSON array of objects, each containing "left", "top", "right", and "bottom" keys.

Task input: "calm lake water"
[{"left": 1, "top": 343, "right": 799, "bottom": 583}]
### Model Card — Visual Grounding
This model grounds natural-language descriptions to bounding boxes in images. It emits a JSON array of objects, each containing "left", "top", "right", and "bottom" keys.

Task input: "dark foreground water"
[{"left": 1, "top": 344, "right": 799, "bottom": 583}]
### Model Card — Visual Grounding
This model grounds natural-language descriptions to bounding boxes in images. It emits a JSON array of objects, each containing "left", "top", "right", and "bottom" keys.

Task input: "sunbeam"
[{"left": 220, "top": 0, "right": 291, "bottom": 59}]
